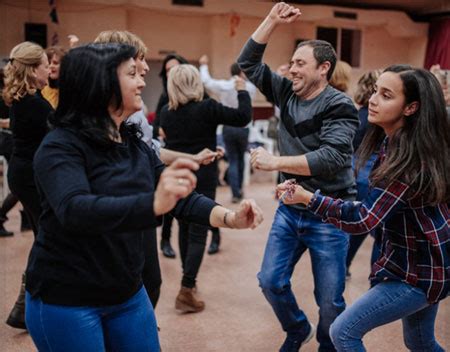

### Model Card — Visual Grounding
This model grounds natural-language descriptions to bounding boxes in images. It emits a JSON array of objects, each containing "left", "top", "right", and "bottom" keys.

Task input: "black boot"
[
  {"left": 160, "top": 239, "right": 176, "bottom": 258},
  {"left": 208, "top": 229, "right": 220, "bottom": 255},
  {"left": 6, "top": 273, "right": 27, "bottom": 330},
  {"left": 20, "top": 210, "right": 32, "bottom": 232}
]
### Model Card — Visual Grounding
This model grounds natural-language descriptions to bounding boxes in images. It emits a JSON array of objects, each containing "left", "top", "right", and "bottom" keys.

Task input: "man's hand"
[
  {"left": 199, "top": 54, "right": 209, "bottom": 66},
  {"left": 68, "top": 35, "right": 79, "bottom": 48},
  {"left": 234, "top": 76, "right": 246, "bottom": 91},
  {"left": 268, "top": 2, "right": 301, "bottom": 25},
  {"left": 251, "top": 2, "right": 301, "bottom": 44},
  {"left": 250, "top": 146, "right": 277, "bottom": 171},
  {"left": 0, "top": 118, "right": 10, "bottom": 129},
  {"left": 153, "top": 158, "right": 199, "bottom": 216}
]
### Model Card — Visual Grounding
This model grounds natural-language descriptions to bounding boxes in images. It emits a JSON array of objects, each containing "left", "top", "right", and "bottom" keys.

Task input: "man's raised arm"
[
  {"left": 237, "top": 2, "right": 301, "bottom": 106},
  {"left": 251, "top": 2, "right": 301, "bottom": 44}
]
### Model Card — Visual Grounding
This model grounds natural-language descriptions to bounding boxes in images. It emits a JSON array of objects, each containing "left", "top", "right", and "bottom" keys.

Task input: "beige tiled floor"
[{"left": 0, "top": 181, "right": 448, "bottom": 351}]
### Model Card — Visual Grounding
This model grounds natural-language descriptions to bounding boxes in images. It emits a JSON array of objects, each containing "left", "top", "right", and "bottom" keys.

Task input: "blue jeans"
[
  {"left": 26, "top": 286, "right": 160, "bottom": 352},
  {"left": 223, "top": 126, "right": 249, "bottom": 198},
  {"left": 353, "top": 153, "right": 377, "bottom": 202},
  {"left": 258, "top": 204, "right": 349, "bottom": 351},
  {"left": 347, "top": 153, "right": 379, "bottom": 282},
  {"left": 330, "top": 280, "right": 444, "bottom": 352}
]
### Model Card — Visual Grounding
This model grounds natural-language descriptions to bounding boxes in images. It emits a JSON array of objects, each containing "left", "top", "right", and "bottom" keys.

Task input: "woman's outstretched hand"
[
  {"left": 194, "top": 148, "right": 219, "bottom": 165},
  {"left": 154, "top": 158, "right": 199, "bottom": 216},
  {"left": 232, "top": 199, "right": 264, "bottom": 229}
]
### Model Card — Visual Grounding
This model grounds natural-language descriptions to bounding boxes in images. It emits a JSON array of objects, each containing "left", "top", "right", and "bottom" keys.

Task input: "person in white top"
[
  {"left": 199, "top": 55, "right": 257, "bottom": 254},
  {"left": 199, "top": 56, "right": 257, "bottom": 109}
]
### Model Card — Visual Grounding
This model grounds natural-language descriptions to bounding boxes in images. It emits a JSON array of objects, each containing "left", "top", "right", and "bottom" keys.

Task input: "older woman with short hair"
[
  {"left": 41, "top": 45, "right": 67, "bottom": 109},
  {"left": 160, "top": 64, "right": 252, "bottom": 313}
]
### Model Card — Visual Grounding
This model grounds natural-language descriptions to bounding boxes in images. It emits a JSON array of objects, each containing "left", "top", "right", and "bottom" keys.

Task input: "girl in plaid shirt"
[{"left": 277, "top": 65, "right": 449, "bottom": 351}]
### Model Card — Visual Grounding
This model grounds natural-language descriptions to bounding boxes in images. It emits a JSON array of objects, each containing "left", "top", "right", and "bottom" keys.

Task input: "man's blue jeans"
[
  {"left": 258, "top": 203, "right": 349, "bottom": 351},
  {"left": 330, "top": 280, "right": 444, "bottom": 352},
  {"left": 25, "top": 286, "right": 160, "bottom": 351}
]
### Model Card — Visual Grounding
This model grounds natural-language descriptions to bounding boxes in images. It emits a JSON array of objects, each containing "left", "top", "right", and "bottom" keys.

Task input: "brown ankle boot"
[
  {"left": 175, "top": 286, "right": 205, "bottom": 313},
  {"left": 6, "top": 273, "right": 27, "bottom": 330}
]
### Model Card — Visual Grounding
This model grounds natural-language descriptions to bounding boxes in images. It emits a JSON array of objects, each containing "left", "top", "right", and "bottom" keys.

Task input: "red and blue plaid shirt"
[{"left": 308, "top": 147, "right": 449, "bottom": 303}]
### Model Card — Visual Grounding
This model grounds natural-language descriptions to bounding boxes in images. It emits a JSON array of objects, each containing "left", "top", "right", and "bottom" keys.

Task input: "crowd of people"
[{"left": 0, "top": 1, "right": 448, "bottom": 351}]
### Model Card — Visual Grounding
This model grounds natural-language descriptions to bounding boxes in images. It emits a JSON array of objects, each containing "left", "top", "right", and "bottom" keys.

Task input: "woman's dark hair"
[
  {"left": 50, "top": 43, "right": 139, "bottom": 148},
  {"left": 357, "top": 64, "right": 449, "bottom": 204},
  {"left": 159, "top": 53, "right": 188, "bottom": 92}
]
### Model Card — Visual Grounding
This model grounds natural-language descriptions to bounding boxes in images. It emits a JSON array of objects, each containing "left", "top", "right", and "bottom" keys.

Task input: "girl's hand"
[
  {"left": 154, "top": 158, "right": 199, "bottom": 216},
  {"left": 229, "top": 199, "right": 264, "bottom": 229},
  {"left": 276, "top": 181, "right": 313, "bottom": 205}
]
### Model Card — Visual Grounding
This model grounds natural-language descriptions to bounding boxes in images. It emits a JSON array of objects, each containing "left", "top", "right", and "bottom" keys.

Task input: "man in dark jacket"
[{"left": 238, "top": 3, "right": 359, "bottom": 351}]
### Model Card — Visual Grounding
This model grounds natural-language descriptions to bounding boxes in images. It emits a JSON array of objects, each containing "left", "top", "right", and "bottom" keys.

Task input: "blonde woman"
[
  {"left": 160, "top": 64, "right": 252, "bottom": 313},
  {"left": 2, "top": 41, "right": 52, "bottom": 329},
  {"left": 330, "top": 60, "right": 352, "bottom": 93}
]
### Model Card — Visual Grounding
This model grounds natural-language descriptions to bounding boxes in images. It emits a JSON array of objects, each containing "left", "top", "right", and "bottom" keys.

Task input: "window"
[
  {"left": 341, "top": 29, "right": 361, "bottom": 67},
  {"left": 172, "top": 0, "right": 203, "bottom": 6},
  {"left": 25, "top": 23, "right": 47, "bottom": 48},
  {"left": 316, "top": 26, "right": 361, "bottom": 67},
  {"left": 317, "top": 27, "right": 338, "bottom": 51}
]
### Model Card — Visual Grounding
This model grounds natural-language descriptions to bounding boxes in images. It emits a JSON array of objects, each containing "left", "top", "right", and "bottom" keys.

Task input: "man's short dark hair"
[
  {"left": 230, "top": 63, "right": 241, "bottom": 76},
  {"left": 296, "top": 40, "right": 337, "bottom": 81}
]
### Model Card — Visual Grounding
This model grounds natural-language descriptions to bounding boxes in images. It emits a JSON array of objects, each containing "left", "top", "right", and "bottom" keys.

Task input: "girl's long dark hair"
[
  {"left": 49, "top": 43, "right": 140, "bottom": 148},
  {"left": 357, "top": 64, "right": 450, "bottom": 204}
]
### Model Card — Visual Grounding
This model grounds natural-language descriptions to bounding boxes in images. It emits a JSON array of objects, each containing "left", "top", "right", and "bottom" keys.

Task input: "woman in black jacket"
[
  {"left": 154, "top": 54, "right": 189, "bottom": 258},
  {"left": 160, "top": 63, "right": 252, "bottom": 313},
  {"left": 2, "top": 41, "right": 53, "bottom": 329},
  {"left": 25, "top": 43, "right": 263, "bottom": 351}
]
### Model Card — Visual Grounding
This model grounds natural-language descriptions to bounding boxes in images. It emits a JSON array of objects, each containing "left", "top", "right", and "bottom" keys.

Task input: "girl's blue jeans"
[
  {"left": 25, "top": 285, "right": 160, "bottom": 351},
  {"left": 330, "top": 280, "right": 444, "bottom": 352}
]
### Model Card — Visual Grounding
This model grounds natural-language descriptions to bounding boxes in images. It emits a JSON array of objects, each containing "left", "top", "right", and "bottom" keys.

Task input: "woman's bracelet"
[{"left": 223, "top": 210, "right": 234, "bottom": 228}]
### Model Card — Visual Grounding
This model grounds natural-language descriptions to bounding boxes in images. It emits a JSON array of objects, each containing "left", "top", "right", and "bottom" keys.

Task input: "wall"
[{"left": 0, "top": 0, "right": 429, "bottom": 109}]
